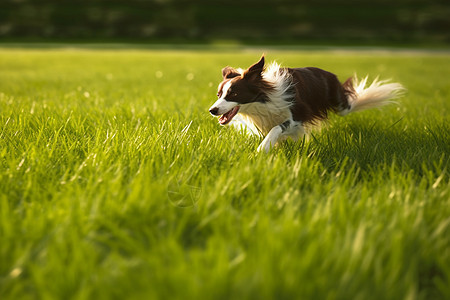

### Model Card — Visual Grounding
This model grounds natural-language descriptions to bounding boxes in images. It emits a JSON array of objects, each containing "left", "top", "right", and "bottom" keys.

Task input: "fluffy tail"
[{"left": 341, "top": 76, "right": 405, "bottom": 115}]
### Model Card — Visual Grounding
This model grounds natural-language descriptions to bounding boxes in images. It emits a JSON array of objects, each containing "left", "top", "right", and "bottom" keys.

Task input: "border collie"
[{"left": 209, "top": 55, "right": 404, "bottom": 152}]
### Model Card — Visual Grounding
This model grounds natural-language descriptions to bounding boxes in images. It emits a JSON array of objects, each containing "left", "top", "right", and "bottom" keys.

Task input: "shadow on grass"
[{"left": 281, "top": 120, "right": 449, "bottom": 178}]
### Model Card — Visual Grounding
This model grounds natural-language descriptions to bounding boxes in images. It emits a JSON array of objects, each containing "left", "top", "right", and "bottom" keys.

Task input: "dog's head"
[{"left": 209, "top": 55, "right": 269, "bottom": 125}]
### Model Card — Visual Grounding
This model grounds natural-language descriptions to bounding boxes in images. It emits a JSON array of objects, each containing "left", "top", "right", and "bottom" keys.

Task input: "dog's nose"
[{"left": 209, "top": 107, "right": 219, "bottom": 116}]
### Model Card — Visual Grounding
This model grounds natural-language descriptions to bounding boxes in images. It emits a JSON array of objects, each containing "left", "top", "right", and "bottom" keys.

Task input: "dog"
[{"left": 209, "top": 55, "right": 404, "bottom": 152}]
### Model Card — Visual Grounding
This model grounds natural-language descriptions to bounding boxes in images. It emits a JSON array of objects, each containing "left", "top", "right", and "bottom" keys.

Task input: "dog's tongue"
[{"left": 219, "top": 106, "right": 240, "bottom": 125}]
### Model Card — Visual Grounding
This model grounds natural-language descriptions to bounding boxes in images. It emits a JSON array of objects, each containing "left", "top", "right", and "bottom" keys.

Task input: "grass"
[{"left": 0, "top": 46, "right": 449, "bottom": 300}]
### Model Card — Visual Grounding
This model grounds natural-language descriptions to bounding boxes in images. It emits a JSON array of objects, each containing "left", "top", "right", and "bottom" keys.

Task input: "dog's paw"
[{"left": 257, "top": 141, "right": 271, "bottom": 153}]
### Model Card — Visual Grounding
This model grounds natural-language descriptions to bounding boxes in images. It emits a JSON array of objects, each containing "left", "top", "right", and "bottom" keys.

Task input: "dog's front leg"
[
  {"left": 257, "top": 126, "right": 283, "bottom": 152},
  {"left": 257, "top": 120, "right": 305, "bottom": 152},
  {"left": 257, "top": 120, "right": 293, "bottom": 153}
]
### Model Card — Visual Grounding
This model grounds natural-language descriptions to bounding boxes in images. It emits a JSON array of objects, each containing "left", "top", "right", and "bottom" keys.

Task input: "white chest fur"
[
  {"left": 239, "top": 102, "right": 292, "bottom": 136},
  {"left": 238, "top": 63, "right": 294, "bottom": 136}
]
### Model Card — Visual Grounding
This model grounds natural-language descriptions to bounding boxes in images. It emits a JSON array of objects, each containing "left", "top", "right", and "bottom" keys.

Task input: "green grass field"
[{"left": 0, "top": 46, "right": 449, "bottom": 300}]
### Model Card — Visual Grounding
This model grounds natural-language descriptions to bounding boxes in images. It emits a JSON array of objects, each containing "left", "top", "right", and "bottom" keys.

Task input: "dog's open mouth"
[{"left": 218, "top": 106, "right": 240, "bottom": 125}]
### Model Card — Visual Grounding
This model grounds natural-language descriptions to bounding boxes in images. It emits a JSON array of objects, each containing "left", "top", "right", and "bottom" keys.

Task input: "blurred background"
[{"left": 0, "top": 0, "right": 449, "bottom": 45}]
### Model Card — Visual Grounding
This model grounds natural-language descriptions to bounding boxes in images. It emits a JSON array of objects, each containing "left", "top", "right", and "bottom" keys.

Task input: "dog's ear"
[
  {"left": 222, "top": 67, "right": 241, "bottom": 79},
  {"left": 243, "top": 55, "right": 265, "bottom": 81}
]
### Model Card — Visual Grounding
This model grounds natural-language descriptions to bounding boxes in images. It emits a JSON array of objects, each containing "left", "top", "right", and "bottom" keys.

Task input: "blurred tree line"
[{"left": 0, "top": 0, "right": 448, "bottom": 44}]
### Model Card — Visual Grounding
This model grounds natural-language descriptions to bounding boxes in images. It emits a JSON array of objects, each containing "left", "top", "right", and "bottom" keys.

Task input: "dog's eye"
[{"left": 231, "top": 92, "right": 238, "bottom": 97}]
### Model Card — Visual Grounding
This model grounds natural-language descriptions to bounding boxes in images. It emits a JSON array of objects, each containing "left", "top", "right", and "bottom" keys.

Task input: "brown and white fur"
[{"left": 209, "top": 55, "right": 404, "bottom": 152}]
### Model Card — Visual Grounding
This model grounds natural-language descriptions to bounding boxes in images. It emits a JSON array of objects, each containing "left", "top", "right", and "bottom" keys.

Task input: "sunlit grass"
[{"left": 0, "top": 47, "right": 449, "bottom": 299}]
